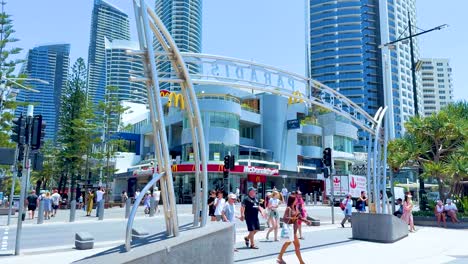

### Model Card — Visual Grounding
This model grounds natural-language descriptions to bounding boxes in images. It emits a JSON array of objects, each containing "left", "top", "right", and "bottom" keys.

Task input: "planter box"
[
  {"left": 352, "top": 213, "right": 408, "bottom": 243},
  {"left": 413, "top": 216, "right": 468, "bottom": 229}
]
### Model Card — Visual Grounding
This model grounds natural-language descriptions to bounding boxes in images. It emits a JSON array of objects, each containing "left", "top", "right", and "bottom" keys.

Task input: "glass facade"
[
  {"left": 333, "top": 135, "right": 354, "bottom": 153},
  {"left": 183, "top": 112, "right": 239, "bottom": 130},
  {"left": 15, "top": 44, "right": 70, "bottom": 142},
  {"left": 297, "top": 134, "right": 322, "bottom": 147},
  {"left": 87, "top": 0, "right": 130, "bottom": 105}
]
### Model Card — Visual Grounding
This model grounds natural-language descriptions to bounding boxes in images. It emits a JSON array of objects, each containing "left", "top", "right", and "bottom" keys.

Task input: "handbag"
[{"left": 280, "top": 208, "right": 292, "bottom": 239}]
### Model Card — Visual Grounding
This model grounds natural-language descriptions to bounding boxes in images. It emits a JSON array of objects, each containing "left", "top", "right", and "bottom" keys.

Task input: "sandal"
[
  {"left": 250, "top": 245, "right": 259, "bottom": 249},
  {"left": 276, "top": 259, "right": 286, "bottom": 264}
]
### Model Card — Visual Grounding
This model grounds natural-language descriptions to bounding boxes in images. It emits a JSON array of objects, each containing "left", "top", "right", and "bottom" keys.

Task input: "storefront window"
[
  {"left": 333, "top": 135, "right": 354, "bottom": 153},
  {"left": 183, "top": 112, "right": 239, "bottom": 130},
  {"left": 209, "top": 143, "right": 238, "bottom": 161},
  {"left": 297, "top": 134, "right": 322, "bottom": 147}
]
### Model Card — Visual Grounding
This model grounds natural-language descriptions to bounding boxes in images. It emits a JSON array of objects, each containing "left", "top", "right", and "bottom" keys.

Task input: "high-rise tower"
[
  {"left": 155, "top": 0, "right": 202, "bottom": 90},
  {"left": 420, "top": 58, "right": 454, "bottom": 116},
  {"left": 87, "top": 0, "right": 130, "bottom": 105},
  {"left": 309, "top": 0, "right": 420, "bottom": 151},
  {"left": 15, "top": 44, "right": 70, "bottom": 142},
  {"left": 104, "top": 38, "right": 147, "bottom": 104}
]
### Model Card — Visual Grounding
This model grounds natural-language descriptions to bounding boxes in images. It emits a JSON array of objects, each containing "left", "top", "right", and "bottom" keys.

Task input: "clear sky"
[{"left": 6, "top": 0, "right": 467, "bottom": 100}]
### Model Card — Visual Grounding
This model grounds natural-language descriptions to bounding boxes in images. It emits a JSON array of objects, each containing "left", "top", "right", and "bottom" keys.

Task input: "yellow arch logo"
[
  {"left": 167, "top": 93, "right": 185, "bottom": 110},
  {"left": 288, "top": 91, "right": 304, "bottom": 105}
]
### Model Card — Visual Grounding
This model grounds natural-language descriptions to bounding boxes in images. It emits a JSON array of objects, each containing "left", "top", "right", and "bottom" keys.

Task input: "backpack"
[{"left": 340, "top": 199, "right": 348, "bottom": 211}]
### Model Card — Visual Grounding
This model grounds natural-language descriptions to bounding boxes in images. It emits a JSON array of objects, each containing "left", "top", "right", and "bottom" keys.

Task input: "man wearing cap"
[
  {"left": 240, "top": 187, "right": 266, "bottom": 249},
  {"left": 444, "top": 199, "right": 460, "bottom": 223}
]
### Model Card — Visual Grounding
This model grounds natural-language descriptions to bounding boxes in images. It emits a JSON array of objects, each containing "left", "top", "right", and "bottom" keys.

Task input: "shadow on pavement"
[
  {"left": 73, "top": 223, "right": 194, "bottom": 263},
  {"left": 234, "top": 239, "right": 354, "bottom": 263}
]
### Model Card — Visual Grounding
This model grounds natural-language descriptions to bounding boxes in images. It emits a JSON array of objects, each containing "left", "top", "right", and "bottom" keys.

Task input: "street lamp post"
[{"left": 380, "top": 15, "right": 447, "bottom": 211}]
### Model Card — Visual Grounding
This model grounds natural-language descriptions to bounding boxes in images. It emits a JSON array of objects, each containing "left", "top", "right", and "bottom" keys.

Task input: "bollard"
[
  {"left": 149, "top": 197, "right": 155, "bottom": 217},
  {"left": 314, "top": 193, "right": 317, "bottom": 205},
  {"left": 98, "top": 200, "right": 104, "bottom": 220},
  {"left": 37, "top": 199, "right": 44, "bottom": 224},
  {"left": 125, "top": 198, "right": 131, "bottom": 219},
  {"left": 69, "top": 200, "right": 77, "bottom": 222}
]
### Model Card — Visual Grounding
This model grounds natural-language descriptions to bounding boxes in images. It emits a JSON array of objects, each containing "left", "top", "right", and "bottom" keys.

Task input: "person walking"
[
  {"left": 26, "top": 190, "right": 38, "bottom": 220},
  {"left": 43, "top": 192, "right": 52, "bottom": 220},
  {"left": 144, "top": 192, "right": 151, "bottom": 215},
  {"left": 266, "top": 190, "right": 281, "bottom": 241},
  {"left": 356, "top": 191, "right": 367, "bottom": 213},
  {"left": 121, "top": 191, "right": 128, "bottom": 208},
  {"left": 296, "top": 191, "right": 307, "bottom": 239},
  {"left": 86, "top": 190, "right": 94, "bottom": 216},
  {"left": 277, "top": 195, "right": 310, "bottom": 264},
  {"left": 401, "top": 194, "right": 416, "bottom": 232},
  {"left": 340, "top": 194, "right": 353, "bottom": 228},
  {"left": 78, "top": 194, "right": 84, "bottom": 210},
  {"left": 208, "top": 190, "right": 216, "bottom": 221},
  {"left": 153, "top": 187, "right": 161, "bottom": 213},
  {"left": 222, "top": 193, "right": 239, "bottom": 252},
  {"left": 95, "top": 187, "right": 105, "bottom": 217},
  {"left": 50, "top": 189, "right": 61, "bottom": 217},
  {"left": 240, "top": 187, "right": 266, "bottom": 249},
  {"left": 214, "top": 191, "right": 226, "bottom": 221}
]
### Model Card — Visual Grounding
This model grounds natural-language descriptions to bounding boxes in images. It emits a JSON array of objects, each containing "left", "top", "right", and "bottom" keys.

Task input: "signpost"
[{"left": 286, "top": 119, "right": 300, "bottom": 130}]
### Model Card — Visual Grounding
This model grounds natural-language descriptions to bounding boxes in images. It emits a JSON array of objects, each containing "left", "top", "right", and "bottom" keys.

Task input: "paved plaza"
[{"left": 0, "top": 204, "right": 467, "bottom": 263}]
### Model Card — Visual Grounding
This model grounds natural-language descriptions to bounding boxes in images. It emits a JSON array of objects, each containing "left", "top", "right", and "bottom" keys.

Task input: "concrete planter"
[{"left": 352, "top": 213, "right": 409, "bottom": 243}]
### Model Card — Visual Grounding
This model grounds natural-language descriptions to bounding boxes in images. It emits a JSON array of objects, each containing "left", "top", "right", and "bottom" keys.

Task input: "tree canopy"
[{"left": 388, "top": 101, "right": 468, "bottom": 199}]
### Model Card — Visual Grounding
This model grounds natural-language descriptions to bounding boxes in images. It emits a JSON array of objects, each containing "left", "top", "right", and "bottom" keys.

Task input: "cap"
[
  {"left": 266, "top": 192, "right": 272, "bottom": 196},
  {"left": 248, "top": 187, "right": 257, "bottom": 192},
  {"left": 228, "top": 193, "right": 237, "bottom": 200}
]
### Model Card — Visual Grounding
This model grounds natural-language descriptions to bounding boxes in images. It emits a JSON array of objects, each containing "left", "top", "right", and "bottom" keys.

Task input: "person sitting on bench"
[{"left": 444, "top": 199, "right": 460, "bottom": 224}]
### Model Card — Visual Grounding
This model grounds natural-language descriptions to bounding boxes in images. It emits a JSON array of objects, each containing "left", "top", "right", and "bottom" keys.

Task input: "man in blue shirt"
[{"left": 341, "top": 194, "right": 353, "bottom": 228}]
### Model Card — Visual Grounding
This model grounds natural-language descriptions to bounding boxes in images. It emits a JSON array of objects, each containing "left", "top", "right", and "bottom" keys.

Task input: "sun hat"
[{"left": 228, "top": 193, "right": 237, "bottom": 200}]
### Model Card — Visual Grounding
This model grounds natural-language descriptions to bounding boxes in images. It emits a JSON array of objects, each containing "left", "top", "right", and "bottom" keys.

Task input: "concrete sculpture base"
[{"left": 352, "top": 213, "right": 408, "bottom": 243}]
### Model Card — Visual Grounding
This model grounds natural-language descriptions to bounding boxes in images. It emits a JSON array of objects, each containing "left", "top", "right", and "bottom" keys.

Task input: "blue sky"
[{"left": 6, "top": 0, "right": 467, "bottom": 100}]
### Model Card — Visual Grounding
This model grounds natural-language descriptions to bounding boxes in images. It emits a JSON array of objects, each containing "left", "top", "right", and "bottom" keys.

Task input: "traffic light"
[
  {"left": 223, "top": 169, "right": 229, "bottom": 179},
  {"left": 31, "top": 115, "right": 46, "bottom": 150},
  {"left": 229, "top": 155, "right": 235, "bottom": 169},
  {"left": 323, "top": 167, "right": 330, "bottom": 178},
  {"left": 17, "top": 144, "right": 25, "bottom": 162},
  {"left": 10, "top": 115, "right": 26, "bottom": 145},
  {"left": 323, "top": 147, "right": 332, "bottom": 167},
  {"left": 224, "top": 155, "right": 230, "bottom": 169}
]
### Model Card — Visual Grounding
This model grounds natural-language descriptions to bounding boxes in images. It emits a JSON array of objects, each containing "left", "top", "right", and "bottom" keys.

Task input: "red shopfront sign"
[{"left": 132, "top": 164, "right": 279, "bottom": 177}]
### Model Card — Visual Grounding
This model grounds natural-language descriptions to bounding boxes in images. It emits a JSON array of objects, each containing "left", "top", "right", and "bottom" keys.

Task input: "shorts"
[
  {"left": 52, "top": 204, "right": 59, "bottom": 210},
  {"left": 269, "top": 210, "right": 279, "bottom": 219},
  {"left": 28, "top": 205, "right": 36, "bottom": 211},
  {"left": 245, "top": 217, "right": 260, "bottom": 232},
  {"left": 215, "top": 215, "right": 223, "bottom": 221}
]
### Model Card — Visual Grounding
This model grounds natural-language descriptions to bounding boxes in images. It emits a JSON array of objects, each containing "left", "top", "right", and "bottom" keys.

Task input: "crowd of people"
[{"left": 205, "top": 186, "right": 311, "bottom": 264}]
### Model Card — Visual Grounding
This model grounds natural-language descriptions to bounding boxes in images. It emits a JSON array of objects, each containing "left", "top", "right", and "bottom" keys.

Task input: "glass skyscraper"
[
  {"left": 104, "top": 38, "right": 147, "bottom": 104},
  {"left": 87, "top": 0, "right": 130, "bottom": 105},
  {"left": 309, "top": 0, "right": 420, "bottom": 151},
  {"left": 15, "top": 44, "right": 70, "bottom": 142},
  {"left": 155, "top": 0, "right": 202, "bottom": 90}
]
